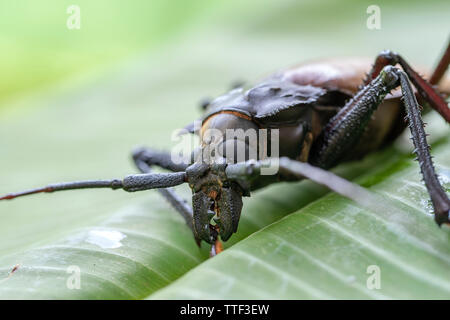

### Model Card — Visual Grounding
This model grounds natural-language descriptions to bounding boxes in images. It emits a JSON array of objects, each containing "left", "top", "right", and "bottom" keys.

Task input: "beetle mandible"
[{"left": 2, "top": 41, "right": 450, "bottom": 256}]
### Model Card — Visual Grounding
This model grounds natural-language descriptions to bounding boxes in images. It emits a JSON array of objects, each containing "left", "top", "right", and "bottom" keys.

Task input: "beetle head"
[{"left": 186, "top": 162, "right": 244, "bottom": 244}]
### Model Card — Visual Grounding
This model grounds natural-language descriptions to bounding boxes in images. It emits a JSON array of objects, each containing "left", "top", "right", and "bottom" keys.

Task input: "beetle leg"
[
  {"left": 430, "top": 41, "right": 450, "bottom": 86},
  {"left": 364, "top": 42, "right": 450, "bottom": 122},
  {"left": 132, "top": 147, "right": 190, "bottom": 172},
  {"left": 199, "top": 97, "right": 212, "bottom": 110},
  {"left": 310, "top": 66, "right": 449, "bottom": 225},
  {"left": 198, "top": 80, "right": 246, "bottom": 111},
  {"left": 226, "top": 159, "right": 383, "bottom": 215},
  {"left": 310, "top": 66, "right": 401, "bottom": 169},
  {"left": 132, "top": 152, "right": 201, "bottom": 245},
  {"left": 230, "top": 80, "right": 245, "bottom": 90}
]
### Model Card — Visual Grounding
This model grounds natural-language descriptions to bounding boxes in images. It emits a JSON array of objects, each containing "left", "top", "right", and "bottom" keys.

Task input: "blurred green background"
[
  {"left": 0, "top": 0, "right": 449, "bottom": 299},
  {"left": 1, "top": 0, "right": 449, "bottom": 108},
  {"left": 0, "top": 0, "right": 211, "bottom": 106}
]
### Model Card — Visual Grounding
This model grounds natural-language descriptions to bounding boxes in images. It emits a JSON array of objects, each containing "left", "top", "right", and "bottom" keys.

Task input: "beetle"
[{"left": 2, "top": 41, "right": 450, "bottom": 257}]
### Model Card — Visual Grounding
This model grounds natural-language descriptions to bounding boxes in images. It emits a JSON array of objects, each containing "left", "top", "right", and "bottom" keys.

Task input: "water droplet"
[{"left": 86, "top": 229, "right": 126, "bottom": 249}]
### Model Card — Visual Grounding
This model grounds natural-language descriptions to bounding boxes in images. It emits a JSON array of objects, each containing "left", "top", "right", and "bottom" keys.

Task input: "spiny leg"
[
  {"left": 132, "top": 147, "right": 189, "bottom": 172},
  {"left": 398, "top": 71, "right": 449, "bottom": 225},
  {"left": 311, "top": 65, "right": 449, "bottom": 225},
  {"left": 310, "top": 66, "right": 401, "bottom": 169},
  {"left": 364, "top": 43, "right": 450, "bottom": 122}
]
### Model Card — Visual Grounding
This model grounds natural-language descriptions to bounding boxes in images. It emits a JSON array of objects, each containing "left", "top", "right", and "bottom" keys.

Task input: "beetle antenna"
[
  {"left": 0, "top": 172, "right": 187, "bottom": 201},
  {"left": 0, "top": 180, "right": 123, "bottom": 200}
]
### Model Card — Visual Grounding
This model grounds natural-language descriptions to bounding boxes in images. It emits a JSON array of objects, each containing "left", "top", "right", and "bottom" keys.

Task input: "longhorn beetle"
[{"left": 2, "top": 41, "right": 450, "bottom": 257}]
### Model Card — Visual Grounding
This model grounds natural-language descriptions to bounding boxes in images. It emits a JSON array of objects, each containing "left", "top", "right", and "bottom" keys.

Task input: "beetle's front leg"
[
  {"left": 226, "top": 158, "right": 379, "bottom": 213},
  {"left": 132, "top": 147, "right": 190, "bottom": 172},
  {"left": 310, "top": 66, "right": 449, "bottom": 225},
  {"left": 132, "top": 149, "right": 202, "bottom": 246},
  {"left": 133, "top": 148, "right": 224, "bottom": 254}
]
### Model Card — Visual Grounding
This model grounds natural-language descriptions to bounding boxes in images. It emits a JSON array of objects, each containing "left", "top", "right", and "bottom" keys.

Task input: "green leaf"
[{"left": 149, "top": 139, "right": 450, "bottom": 299}]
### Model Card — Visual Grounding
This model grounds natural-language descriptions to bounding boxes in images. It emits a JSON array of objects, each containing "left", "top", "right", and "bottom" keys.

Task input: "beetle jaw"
[
  {"left": 214, "top": 185, "right": 243, "bottom": 241},
  {"left": 186, "top": 162, "right": 245, "bottom": 245},
  {"left": 191, "top": 182, "right": 244, "bottom": 244}
]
